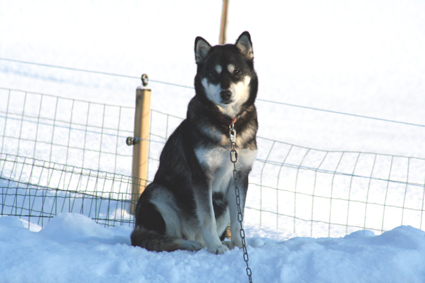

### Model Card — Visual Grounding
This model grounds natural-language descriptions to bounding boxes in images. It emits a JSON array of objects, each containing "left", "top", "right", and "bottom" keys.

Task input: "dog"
[{"left": 131, "top": 31, "right": 258, "bottom": 254}]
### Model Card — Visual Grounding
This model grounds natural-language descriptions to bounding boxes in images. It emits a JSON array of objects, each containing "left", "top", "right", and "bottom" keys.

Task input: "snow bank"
[{"left": 1, "top": 213, "right": 425, "bottom": 283}]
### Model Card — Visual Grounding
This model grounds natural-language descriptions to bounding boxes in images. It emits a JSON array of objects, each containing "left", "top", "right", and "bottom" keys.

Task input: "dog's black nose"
[{"left": 220, "top": 89, "right": 232, "bottom": 101}]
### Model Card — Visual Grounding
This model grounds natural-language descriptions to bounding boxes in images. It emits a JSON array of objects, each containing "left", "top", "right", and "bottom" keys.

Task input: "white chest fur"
[{"left": 195, "top": 146, "right": 257, "bottom": 193}]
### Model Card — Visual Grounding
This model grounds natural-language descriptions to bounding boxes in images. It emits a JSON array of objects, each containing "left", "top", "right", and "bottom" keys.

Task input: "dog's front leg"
[
  {"left": 227, "top": 173, "right": 249, "bottom": 249},
  {"left": 194, "top": 189, "right": 229, "bottom": 254}
]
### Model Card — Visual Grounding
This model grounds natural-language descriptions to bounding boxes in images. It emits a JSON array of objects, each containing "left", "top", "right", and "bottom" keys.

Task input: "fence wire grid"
[
  {"left": 0, "top": 153, "right": 138, "bottom": 229},
  {"left": 0, "top": 87, "right": 134, "bottom": 176},
  {"left": 1, "top": 87, "right": 425, "bottom": 238}
]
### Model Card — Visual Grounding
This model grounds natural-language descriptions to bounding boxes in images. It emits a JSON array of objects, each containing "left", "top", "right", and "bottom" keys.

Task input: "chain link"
[{"left": 229, "top": 124, "right": 253, "bottom": 283}]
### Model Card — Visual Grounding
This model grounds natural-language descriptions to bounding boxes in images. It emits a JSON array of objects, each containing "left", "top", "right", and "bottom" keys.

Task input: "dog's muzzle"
[{"left": 220, "top": 89, "right": 232, "bottom": 103}]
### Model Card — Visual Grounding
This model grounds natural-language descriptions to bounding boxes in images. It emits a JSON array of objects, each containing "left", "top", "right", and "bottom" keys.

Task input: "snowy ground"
[
  {"left": 1, "top": 214, "right": 425, "bottom": 283},
  {"left": 1, "top": 0, "right": 425, "bottom": 282}
]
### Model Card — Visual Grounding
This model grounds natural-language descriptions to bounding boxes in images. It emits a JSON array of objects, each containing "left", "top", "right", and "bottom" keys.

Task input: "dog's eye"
[
  {"left": 210, "top": 71, "right": 218, "bottom": 77},
  {"left": 234, "top": 69, "right": 240, "bottom": 75}
]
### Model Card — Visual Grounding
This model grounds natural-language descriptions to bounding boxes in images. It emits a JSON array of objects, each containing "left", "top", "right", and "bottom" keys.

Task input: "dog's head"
[{"left": 194, "top": 32, "right": 258, "bottom": 118}]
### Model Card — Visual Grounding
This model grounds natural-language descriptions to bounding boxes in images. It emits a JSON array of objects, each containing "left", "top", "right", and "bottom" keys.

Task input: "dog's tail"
[{"left": 131, "top": 226, "right": 182, "bottom": 252}]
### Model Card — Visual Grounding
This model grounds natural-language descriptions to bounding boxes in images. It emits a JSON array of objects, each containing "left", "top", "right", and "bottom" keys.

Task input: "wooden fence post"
[
  {"left": 130, "top": 86, "right": 151, "bottom": 215},
  {"left": 219, "top": 0, "right": 229, "bottom": 45},
  {"left": 219, "top": 0, "right": 232, "bottom": 237}
]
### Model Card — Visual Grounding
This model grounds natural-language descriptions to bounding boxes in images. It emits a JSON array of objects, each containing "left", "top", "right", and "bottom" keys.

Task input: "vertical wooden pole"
[
  {"left": 131, "top": 87, "right": 151, "bottom": 215},
  {"left": 221, "top": 0, "right": 231, "bottom": 239},
  {"left": 219, "top": 0, "right": 229, "bottom": 45}
]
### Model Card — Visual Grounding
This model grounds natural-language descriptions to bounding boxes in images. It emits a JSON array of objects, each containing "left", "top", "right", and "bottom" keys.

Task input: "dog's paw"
[
  {"left": 231, "top": 237, "right": 243, "bottom": 249},
  {"left": 222, "top": 241, "right": 236, "bottom": 250},
  {"left": 206, "top": 244, "right": 229, "bottom": 254},
  {"left": 178, "top": 239, "right": 204, "bottom": 251}
]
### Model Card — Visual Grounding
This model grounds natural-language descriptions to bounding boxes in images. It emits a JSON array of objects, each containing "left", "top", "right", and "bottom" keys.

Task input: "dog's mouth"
[{"left": 221, "top": 99, "right": 233, "bottom": 105}]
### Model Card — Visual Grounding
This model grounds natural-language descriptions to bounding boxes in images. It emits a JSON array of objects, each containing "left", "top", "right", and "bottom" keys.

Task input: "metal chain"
[{"left": 229, "top": 123, "right": 253, "bottom": 283}]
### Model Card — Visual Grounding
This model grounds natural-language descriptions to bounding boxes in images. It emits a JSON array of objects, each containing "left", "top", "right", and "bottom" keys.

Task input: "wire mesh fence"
[
  {"left": 0, "top": 153, "right": 138, "bottom": 229},
  {"left": 0, "top": 87, "right": 134, "bottom": 176},
  {"left": 1, "top": 87, "right": 425, "bottom": 238},
  {"left": 249, "top": 137, "right": 425, "bottom": 237}
]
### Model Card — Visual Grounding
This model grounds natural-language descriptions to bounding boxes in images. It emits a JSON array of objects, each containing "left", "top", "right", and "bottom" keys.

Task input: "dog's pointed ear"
[
  {"left": 195, "top": 37, "right": 212, "bottom": 63},
  {"left": 235, "top": 31, "right": 253, "bottom": 60}
]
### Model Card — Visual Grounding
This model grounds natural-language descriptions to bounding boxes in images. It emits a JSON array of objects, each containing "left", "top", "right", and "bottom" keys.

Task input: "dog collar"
[{"left": 212, "top": 110, "right": 240, "bottom": 126}]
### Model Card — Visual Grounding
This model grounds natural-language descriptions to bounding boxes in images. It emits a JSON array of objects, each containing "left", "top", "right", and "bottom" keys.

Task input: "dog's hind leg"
[
  {"left": 175, "top": 238, "right": 204, "bottom": 251},
  {"left": 131, "top": 226, "right": 203, "bottom": 252},
  {"left": 133, "top": 188, "right": 203, "bottom": 252}
]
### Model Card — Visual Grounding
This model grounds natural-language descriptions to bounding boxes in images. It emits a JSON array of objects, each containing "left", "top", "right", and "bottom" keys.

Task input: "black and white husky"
[{"left": 131, "top": 31, "right": 258, "bottom": 254}]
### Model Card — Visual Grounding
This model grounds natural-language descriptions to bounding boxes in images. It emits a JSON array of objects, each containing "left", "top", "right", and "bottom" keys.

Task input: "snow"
[
  {"left": 1, "top": 0, "right": 425, "bottom": 282},
  {"left": 0, "top": 214, "right": 425, "bottom": 283},
  {"left": 1, "top": 214, "right": 425, "bottom": 283}
]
